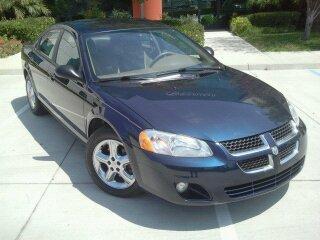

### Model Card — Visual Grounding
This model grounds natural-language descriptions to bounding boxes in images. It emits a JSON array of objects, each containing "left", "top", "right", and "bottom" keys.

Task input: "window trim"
[
  {"left": 55, "top": 29, "right": 81, "bottom": 70},
  {"left": 36, "top": 28, "right": 62, "bottom": 64},
  {"left": 84, "top": 28, "right": 219, "bottom": 81}
]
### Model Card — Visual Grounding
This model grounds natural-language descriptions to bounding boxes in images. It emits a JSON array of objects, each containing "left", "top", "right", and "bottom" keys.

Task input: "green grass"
[{"left": 243, "top": 31, "right": 320, "bottom": 52}]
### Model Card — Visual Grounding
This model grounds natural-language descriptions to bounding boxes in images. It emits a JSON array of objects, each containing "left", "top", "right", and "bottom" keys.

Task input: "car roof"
[{"left": 57, "top": 19, "right": 170, "bottom": 34}]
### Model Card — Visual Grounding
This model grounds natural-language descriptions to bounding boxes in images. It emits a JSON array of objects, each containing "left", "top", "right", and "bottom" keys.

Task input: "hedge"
[
  {"left": 162, "top": 17, "right": 205, "bottom": 45},
  {"left": 200, "top": 14, "right": 218, "bottom": 27},
  {"left": 0, "top": 17, "right": 55, "bottom": 43},
  {"left": 230, "top": 11, "right": 301, "bottom": 37},
  {"left": 246, "top": 11, "right": 301, "bottom": 28}
]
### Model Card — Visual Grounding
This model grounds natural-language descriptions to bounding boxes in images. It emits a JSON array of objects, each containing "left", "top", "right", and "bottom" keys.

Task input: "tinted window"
[
  {"left": 86, "top": 28, "right": 217, "bottom": 79},
  {"left": 38, "top": 30, "right": 60, "bottom": 59},
  {"left": 56, "top": 31, "right": 80, "bottom": 69}
]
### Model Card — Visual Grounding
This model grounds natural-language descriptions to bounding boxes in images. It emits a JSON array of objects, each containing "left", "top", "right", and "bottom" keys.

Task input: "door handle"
[{"left": 76, "top": 81, "right": 84, "bottom": 87}]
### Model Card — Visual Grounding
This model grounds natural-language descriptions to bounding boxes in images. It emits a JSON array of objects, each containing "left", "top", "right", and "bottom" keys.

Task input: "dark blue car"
[{"left": 22, "top": 19, "right": 307, "bottom": 206}]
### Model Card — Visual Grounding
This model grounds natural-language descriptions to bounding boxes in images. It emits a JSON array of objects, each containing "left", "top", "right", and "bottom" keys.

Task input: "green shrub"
[
  {"left": 0, "top": 17, "right": 55, "bottom": 43},
  {"left": 246, "top": 11, "right": 301, "bottom": 28},
  {"left": 109, "top": 9, "right": 132, "bottom": 19},
  {"left": 162, "top": 11, "right": 170, "bottom": 20},
  {"left": 246, "top": 0, "right": 300, "bottom": 12},
  {"left": 200, "top": 14, "right": 218, "bottom": 27},
  {"left": 246, "top": 0, "right": 282, "bottom": 11},
  {"left": 162, "top": 16, "right": 205, "bottom": 45},
  {"left": 0, "top": 35, "right": 22, "bottom": 58},
  {"left": 52, "top": 0, "right": 87, "bottom": 21},
  {"left": 83, "top": 7, "right": 106, "bottom": 19},
  {"left": 230, "top": 16, "right": 253, "bottom": 36}
]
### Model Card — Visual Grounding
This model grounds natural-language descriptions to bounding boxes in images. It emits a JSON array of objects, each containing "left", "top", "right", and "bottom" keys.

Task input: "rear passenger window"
[
  {"left": 56, "top": 31, "right": 80, "bottom": 70},
  {"left": 38, "top": 30, "right": 60, "bottom": 59}
]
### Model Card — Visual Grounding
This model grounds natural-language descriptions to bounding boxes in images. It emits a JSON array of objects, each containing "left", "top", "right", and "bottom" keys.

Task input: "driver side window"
[{"left": 56, "top": 31, "right": 80, "bottom": 70}]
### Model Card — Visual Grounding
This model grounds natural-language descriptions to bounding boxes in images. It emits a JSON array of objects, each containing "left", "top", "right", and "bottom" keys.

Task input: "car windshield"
[{"left": 85, "top": 28, "right": 219, "bottom": 80}]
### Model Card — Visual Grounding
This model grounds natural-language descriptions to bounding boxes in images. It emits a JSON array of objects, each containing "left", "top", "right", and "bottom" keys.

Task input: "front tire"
[
  {"left": 25, "top": 74, "right": 47, "bottom": 115},
  {"left": 86, "top": 127, "right": 142, "bottom": 197}
]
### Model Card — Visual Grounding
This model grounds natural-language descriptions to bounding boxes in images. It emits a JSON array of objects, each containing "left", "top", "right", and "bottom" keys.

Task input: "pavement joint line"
[
  {"left": 0, "top": 103, "right": 29, "bottom": 129},
  {"left": 294, "top": 103, "right": 320, "bottom": 126},
  {"left": 14, "top": 138, "right": 77, "bottom": 240},
  {"left": 215, "top": 204, "right": 239, "bottom": 240}
]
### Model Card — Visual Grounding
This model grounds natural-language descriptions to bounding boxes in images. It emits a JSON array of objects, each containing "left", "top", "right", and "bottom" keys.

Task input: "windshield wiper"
[
  {"left": 98, "top": 65, "right": 225, "bottom": 83},
  {"left": 98, "top": 75, "right": 153, "bottom": 82},
  {"left": 179, "top": 65, "right": 225, "bottom": 73},
  {"left": 153, "top": 65, "right": 224, "bottom": 78}
]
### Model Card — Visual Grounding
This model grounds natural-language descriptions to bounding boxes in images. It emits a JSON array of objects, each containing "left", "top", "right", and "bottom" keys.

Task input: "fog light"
[{"left": 176, "top": 182, "right": 189, "bottom": 193}]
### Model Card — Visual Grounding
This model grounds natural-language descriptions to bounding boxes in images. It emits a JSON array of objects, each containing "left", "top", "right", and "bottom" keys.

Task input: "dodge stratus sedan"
[{"left": 22, "top": 19, "right": 307, "bottom": 206}]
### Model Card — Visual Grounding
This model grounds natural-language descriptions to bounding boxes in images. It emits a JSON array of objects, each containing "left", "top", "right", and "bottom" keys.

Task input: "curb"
[{"left": 228, "top": 63, "right": 320, "bottom": 71}]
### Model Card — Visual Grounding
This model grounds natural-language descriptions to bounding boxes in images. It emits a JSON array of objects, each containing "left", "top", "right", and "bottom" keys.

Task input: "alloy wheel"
[
  {"left": 26, "top": 79, "right": 36, "bottom": 109},
  {"left": 93, "top": 139, "right": 135, "bottom": 189}
]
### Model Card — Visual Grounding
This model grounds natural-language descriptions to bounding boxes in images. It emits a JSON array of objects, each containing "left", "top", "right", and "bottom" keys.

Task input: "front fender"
[{"left": 85, "top": 98, "right": 152, "bottom": 148}]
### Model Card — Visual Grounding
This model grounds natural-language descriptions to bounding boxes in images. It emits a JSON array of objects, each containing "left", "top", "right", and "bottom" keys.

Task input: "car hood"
[{"left": 99, "top": 68, "right": 291, "bottom": 142}]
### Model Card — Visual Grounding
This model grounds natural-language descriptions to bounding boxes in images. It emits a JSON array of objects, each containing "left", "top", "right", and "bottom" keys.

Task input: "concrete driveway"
[{"left": 1, "top": 69, "right": 319, "bottom": 240}]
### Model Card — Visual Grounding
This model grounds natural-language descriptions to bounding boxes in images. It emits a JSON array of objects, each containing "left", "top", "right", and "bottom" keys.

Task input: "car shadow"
[{"left": 12, "top": 96, "right": 289, "bottom": 231}]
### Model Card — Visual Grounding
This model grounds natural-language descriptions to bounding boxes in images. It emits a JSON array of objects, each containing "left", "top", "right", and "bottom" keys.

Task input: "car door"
[
  {"left": 28, "top": 29, "right": 61, "bottom": 102},
  {"left": 51, "top": 29, "right": 86, "bottom": 138}
]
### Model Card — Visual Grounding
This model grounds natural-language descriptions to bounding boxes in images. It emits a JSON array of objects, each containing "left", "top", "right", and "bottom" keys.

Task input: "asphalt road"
[{"left": 1, "top": 69, "right": 319, "bottom": 240}]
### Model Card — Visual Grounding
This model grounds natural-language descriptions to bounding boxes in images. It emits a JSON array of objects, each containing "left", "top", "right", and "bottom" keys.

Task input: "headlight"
[
  {"left": 139, "top": 130, "right": 213, "bottom": 157},
  {"left": 288, "top": 101, "right": 300, "bottom": 127}
]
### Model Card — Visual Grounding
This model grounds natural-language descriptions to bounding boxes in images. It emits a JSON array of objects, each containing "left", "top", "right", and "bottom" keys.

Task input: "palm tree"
[{"left": 0, "top": 0, "right": 50, "bottom": 19}]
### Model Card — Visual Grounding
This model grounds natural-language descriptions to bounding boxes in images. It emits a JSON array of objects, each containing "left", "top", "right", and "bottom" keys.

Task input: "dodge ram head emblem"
[{"left": 271, "top": 146, "right": 279, "bottom": 155}]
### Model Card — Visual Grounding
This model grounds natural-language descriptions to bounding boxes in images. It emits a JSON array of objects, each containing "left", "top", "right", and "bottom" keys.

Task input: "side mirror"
[
  {"left": 55, "top": 65, "right": 83, "bottom": 82},
  {"left": 204, "top": 46, "right": 214, "bottom": 56}
]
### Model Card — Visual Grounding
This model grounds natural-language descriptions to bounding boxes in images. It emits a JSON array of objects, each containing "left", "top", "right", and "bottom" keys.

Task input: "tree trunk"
[
  {"left": 197, "top": 1, "right": 201, "bottom": 23},
  {"left": 304, "top": 15, "right": 313, "bottom": 40},
  {"left": 303, "top": 0, "right": 320, "bottom": 40}
]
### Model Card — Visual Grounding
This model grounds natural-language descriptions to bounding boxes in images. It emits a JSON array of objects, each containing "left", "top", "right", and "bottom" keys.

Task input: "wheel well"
[{"left": 88, "top": 118, "right": 114, "bottom": 137}]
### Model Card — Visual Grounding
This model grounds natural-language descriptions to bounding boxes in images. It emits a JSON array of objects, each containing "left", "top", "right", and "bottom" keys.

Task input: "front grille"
[
  {"left": 225, "top": 159, "right": 304, "bottom": 198},
  {"left": 238, "top": 155, "right": 269, "bottom": 172},
  {"left": 278, "top": 142, "right": 296, "bottom": 161},
  {"left": 221, "top": 135, "right": 263, "bottom": 153},
  {"left": 271, "top": 121, "right": 293, "bottom": 142}
]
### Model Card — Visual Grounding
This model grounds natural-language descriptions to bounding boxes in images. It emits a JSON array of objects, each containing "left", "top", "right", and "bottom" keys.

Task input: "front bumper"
[{"left": 128, "top": 122, "right": 307, "bottom": 206}]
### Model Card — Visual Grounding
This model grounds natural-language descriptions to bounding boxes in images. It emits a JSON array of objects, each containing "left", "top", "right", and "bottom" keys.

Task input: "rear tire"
[
  {"left": 86, "top": 127, "right": 143, "bottom": 197},
  {"left": 25, "top": 73, "right": 47, "bottom": 115}
]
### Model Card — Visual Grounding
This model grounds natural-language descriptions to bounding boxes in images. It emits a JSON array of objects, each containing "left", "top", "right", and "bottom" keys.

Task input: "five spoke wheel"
[
  {"left": 93, "top": 139, "right": 135, "bottom": 189},
  {"left": 26, "top": 79, "right": 36, "bottom": 109}
]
